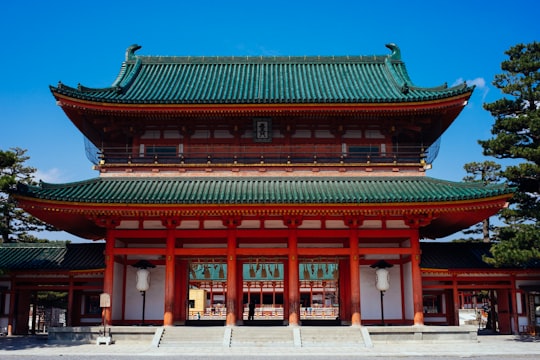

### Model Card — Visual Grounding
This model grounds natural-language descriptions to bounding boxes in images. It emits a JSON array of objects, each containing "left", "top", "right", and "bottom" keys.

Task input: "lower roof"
[
  {"left": 1, "top": 242, "right": 536, "bottom": 272},
  {"left": 12, "top": 176, "right": 513, "bottom": 240},
  {"left": 0, "top": 242, "right": 105, "bottom": 271},
  {"left": 16, "top": 176, "right": 511, "bottom": 204}
]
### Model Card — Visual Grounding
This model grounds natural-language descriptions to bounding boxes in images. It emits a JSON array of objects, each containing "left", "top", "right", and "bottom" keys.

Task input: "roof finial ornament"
[
  {"left": 385, "top": 43, "right": 401, "bottom": 60},
  {"left": 125, "top": 44, "right": 142, "bottom": 61}
]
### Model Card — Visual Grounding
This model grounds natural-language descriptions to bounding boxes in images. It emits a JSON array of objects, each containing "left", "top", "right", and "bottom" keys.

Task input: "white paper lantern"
[
  {"left": 375, "top": 268, "right": 390, "bottom": 291},
  {"left": 136, "top": 268, "right": 151, "bottom": 292}
]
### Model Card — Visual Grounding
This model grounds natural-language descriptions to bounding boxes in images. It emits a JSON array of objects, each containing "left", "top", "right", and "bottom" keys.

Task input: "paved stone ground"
[{"left": 1, "top": 334, "right": 539, "bottom": 358}]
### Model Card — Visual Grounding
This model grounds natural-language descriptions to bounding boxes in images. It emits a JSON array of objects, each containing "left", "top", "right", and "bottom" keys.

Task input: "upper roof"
[
  {"left": 0, "top": 242, "right": 105, "bottom": 271},
  {"left": 50, "top": 44, "right": 472, "bottom": 105},
  {"left": 16, "top": 176, "right": 511, "bottom": 205}
]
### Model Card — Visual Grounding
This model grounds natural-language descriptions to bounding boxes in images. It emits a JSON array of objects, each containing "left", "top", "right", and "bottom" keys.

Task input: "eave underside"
[
  {"left": 55, "top": 93, "right": 471, "bottom": 148},
  {"left": 15, "top": 196, "right": 510, "bottom": 241}
]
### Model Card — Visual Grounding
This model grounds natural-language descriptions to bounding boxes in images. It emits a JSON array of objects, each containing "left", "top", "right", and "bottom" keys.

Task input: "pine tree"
[
  {"left": 0, "top": 147, "right": 56, "bottom": 243},
  {"left": 479, "top": 42, "right": 540, "bottom": 267},
  {"left": 462, "top": 161, "right": 501, "bottom": 243}
]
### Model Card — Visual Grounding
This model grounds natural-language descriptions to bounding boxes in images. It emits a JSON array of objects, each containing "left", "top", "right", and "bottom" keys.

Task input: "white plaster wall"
[
  {"left": 124, "top": 265, "right": 165, "bottom": 321},
  {"left": 515, "top": 278, "right": 540, "bottom": 331},
  {"left": 112, "top": 262, "right": 124, "bottom": 321},
  {"left": 402, "top": 262, "right": 413, "bottom": 320},
  {"left": 360, "top": 265, "right": 402, "bottom": 320},
  {"left": 0, "top": 280, "right": 11, "bottom": 332}
]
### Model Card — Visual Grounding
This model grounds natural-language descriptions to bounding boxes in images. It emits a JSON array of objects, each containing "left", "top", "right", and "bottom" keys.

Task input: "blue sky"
[{"left": 1, "top": 0, "right": 538, "bottom": 241}]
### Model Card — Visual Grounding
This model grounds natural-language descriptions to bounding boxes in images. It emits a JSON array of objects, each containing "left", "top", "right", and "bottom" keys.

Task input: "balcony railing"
[{"left": 91, "top": 145, "right": 431, "bottom": 167}]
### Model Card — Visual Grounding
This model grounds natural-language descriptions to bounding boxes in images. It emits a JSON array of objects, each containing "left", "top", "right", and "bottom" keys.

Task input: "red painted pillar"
[
  {"left": 286, "top": 217, "right": 301, "bottom": 326},
  {"left": 103, "top": 229, "right": 115, "bottom": 325},
  {"left": 67, "top": 275, "right": 74, "bottom": 326},
  {"left": 511, "top": 275, "right": 519, "bottom": 334},
  {"left": 410, "top": 231, "right": 424, "bottom": 325},
  {"left": 225, "top": 218, "right": 239, "bottom": 326},
  {"left": 176, "top": 260, "right": 187, "bottom": 323},
  {"left": 7, "top": 287, "right": 16, "bottom": 336},
  {"left": 349, "top": 223, "right": 361, "bottom": 326},
  {"left": 339, "top": 258, "right": 351, "bottom": 322},
  {"left": 163, "top": 222, "right": 177, "bottom": 326},
  {"left": 452, "top": 275, "right": 460, "bottom": 326}
]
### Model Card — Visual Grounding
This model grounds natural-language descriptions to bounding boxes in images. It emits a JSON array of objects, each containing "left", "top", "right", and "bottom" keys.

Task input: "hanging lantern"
[
  {"left": 261, "top": 265, "right": 267, "bottom": 278},
  {"left": 317, "top": 264, "right": 324, "bottom": 279},
  {"left": 375, "top": 268, "right": 390, "bottom": 291},
  {"left": 132, "top": 260, "right": 155, "bottom": 292},
  {"left": 218, "top": 264, "right": 225, "bottom": 279},
  {"left": 249, "top": 264, "right": 256, "bottom": 278},
  {"left": 303, "top": 264, "right": 311, "bottom": 279},
  {"left": 332, "top": 264, "right": 339, "bottom": 280},
  {"left": 135, "top": 268, "right": 151, "bottom": 292},
  {"left": 274, "top": 264, "right": 280, "bottom": 278},
  {"left": 370, "top": 260, "right": 393, "bottom": 292},
  {"left": 204, "top": 265, "right": 211, "bottom": 279}
]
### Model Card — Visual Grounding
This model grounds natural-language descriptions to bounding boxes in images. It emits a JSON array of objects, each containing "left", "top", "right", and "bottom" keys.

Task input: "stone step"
[
  {"left": 158, "top": 327, "right": 225, "bottom": 348},
  {"left": 230, "top": 327, "right": 295, "bottom": 347},
  {"left": 299, "top": 326, "right": 366, "bottom": 347},
  {"left": 157, "top": 325, "right": 369, "bottom": 348}
]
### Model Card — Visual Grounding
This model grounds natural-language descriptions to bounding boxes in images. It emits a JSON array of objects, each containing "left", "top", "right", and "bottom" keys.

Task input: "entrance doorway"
[
  {"left": 458, "top": 289, "right": 512, "bottom": 334},
  {"left": 243, "top": 261, "right": 284, "bottom": 321},
  {"left": 185, "top": 259, "right": 340, "bottom": 324},
  {"left": 300, "top": 262, "right": 339, "bottom": 321},
  {"left": 187, "top": 260, "right": 227, "bottom": 321}
]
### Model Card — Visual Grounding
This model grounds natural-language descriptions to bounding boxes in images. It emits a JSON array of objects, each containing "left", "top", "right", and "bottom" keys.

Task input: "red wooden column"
[
  {"left": 103, "top": 229, "right": 115, "bottom": 325},
  {"left": 410, "top": 230, "right": 424, "bottom": 325},
  {"left": 347, "top": 218, "right": 362, "bottom": 326},
  {"left": 452, "top": 274, "right": 460, "bottom": 326},
  {"left": 176, "top": 260, "right": 188, "bottom": 323},
  {"left": 163, "top": 219, "right": 179, "bottom": 326},
  {"left": 67, "top": 275, "right": 74, "bottom": 326},
  {"left": 286, "top": 216, "right": 301, "bottom": 326},
  {"left": 224, "top": 217, "right": 240, "bottom": 326},
  {"left": 7, "top": 288, "right": 15, "bottom": 336},
  {"left": 511, "top": 275, "right": 519, "bottom": 334}
]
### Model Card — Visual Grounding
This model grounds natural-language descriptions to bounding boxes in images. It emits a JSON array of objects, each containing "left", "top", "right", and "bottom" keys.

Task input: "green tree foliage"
[
  {"left": 479, "top": 42, "right": 540, "bottom": 267},
  {"left": 483, "top": 224, "right": 540, "bottom": 267},
  {"left": 0, "top": 150, "right": 17, "bottom": 191},
  {"left": 462, "top": 161, "right": 502, "bottom": 243},
  {"left": 0, "top": 147, "right": 56, "bottom": 243}
]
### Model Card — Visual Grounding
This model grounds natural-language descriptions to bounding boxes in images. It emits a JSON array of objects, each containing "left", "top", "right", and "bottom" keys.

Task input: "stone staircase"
[
  {"left": 229, "top": 326, "right": 296, "bottom": 347},
  {"left": 157, "top": 326, "right": 226, "bottom": 348},
  {"left": 299, "top": 326, "right": 367, "bottom": 347},
  {"left": 156, "top": 325, "right": 370, "bottom": 348}
]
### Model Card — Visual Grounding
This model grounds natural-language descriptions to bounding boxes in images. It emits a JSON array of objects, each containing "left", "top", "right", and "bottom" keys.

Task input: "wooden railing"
[{"left": 98, "top": 144, "right": 427, "bottom": 166}]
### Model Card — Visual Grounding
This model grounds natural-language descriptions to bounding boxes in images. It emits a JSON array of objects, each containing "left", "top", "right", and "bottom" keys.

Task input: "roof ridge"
[
  {"left": 125, "top": 43, "right": 396, "bottom": 64},
  {"left": 0, "top": 242, "right": 66, "bottom": 248}
]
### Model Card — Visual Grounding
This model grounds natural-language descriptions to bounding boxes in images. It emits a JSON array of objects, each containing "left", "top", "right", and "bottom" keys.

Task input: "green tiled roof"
[
  {"left": 0, "top": 243, "right": 105, "bottom": 271},
  {"left": 50, "top": 44, "right": 472, "bottom": 105},
  {"left": 15, "top": 177, "right": 512, "bottom": 205},
  {"left": 420, "top": 242, "right": 540, "bottom": 270},
  {"left": 2, "top": 243, "right": 536, "bottom": 272}
]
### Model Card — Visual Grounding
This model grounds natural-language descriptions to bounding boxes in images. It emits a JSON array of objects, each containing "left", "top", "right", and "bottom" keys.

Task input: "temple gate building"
[{"left": 4, "top": 44, "right": 536, "bottom": 337}]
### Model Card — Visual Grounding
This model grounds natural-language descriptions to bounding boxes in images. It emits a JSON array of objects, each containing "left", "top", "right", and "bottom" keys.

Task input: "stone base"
[
  {"left": 48, "top": 326, "right": 157, "bottom": 344},
  {"left": 367, "top": 325, "right": 478, "bottom": 342},
  {"left": 96, "top": 335, "right": 113, "bottom": 345}
]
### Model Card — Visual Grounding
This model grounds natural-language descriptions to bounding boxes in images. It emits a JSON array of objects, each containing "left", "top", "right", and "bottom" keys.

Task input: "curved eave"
[
  {"left": 14, "top": 193, "right": 511, "bottom": 240},
  {"left": 52, "top": 90, "right": 473, "bottom": 115}
]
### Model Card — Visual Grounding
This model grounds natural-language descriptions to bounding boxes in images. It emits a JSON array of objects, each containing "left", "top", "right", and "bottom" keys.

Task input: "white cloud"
[
  {"left": 467, "top": 77, "right": 486, "bottom": 89},
  {"left": 452, "top": 77, "right": 486, "bottom": 89},
  {"left": 35, "top": 168, "right": 64, "bottom": 183},
  {"left": 452, "top": 77, "right": 489, "bottom": 103}
]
